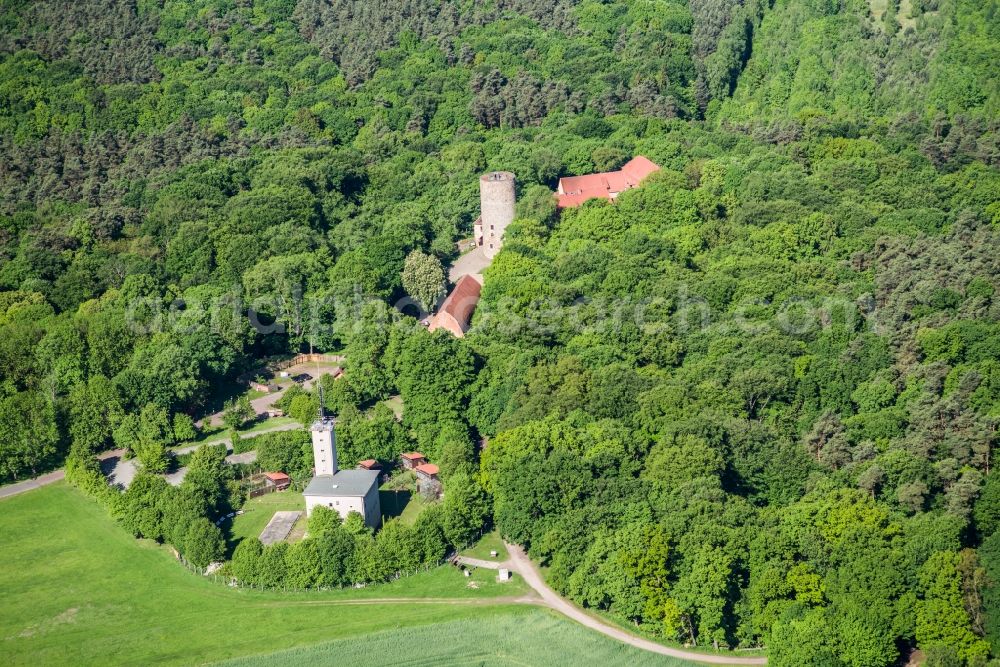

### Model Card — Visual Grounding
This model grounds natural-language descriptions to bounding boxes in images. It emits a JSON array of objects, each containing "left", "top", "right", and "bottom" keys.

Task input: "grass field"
[
  {"left": 0, "top": 484, "right": 706, "bottom": 666},
  {"left": 379, "top": 471, "right": 429, "bottom": 525},
  {"left": 225, "top": 491, "right": 307, "bottom": 551},
  {"left": 173, "top": 416, "right": 301, "bottom": 451},
  {"left": 211, "top": 610, "right": 699, "bottom": 666},
  {"left": 461, "top": 530, "right": 508, "bottom": 561},
  {"left": 0, "top": 484, "right": 534, "bottom": 666},
  {"left": 381, "top": 395, "right": 404, "bottom": 419},
  {"left": 237, "top": 416, "right": 299, "bottom": 436}
]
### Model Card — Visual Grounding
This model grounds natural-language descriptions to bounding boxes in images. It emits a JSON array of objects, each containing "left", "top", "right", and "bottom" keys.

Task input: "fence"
[
  {"left": 178, "top": 555, "right": 457, "bottom": 593},
  {"left": 235, "top": 354, "right": 345, "bottom": 384},
  {"left": 175, "top": 528, "right": 488, "bottom": 594},
  {"left": 271, "top": 353, "right": 343, "bottom": 371}
]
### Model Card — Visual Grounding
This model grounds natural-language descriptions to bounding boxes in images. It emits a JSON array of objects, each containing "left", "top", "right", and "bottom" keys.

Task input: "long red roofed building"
[
  {"left": 428, "top": 274, "right": 482, "bottom": 338},
  {"left": 556, "top": 156, "right": 660, "bottom": 209}
]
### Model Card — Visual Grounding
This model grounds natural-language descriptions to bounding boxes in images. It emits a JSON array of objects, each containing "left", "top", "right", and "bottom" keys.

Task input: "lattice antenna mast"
[{"left": 318, "top": 383, "right": 326, "bottom": 419}]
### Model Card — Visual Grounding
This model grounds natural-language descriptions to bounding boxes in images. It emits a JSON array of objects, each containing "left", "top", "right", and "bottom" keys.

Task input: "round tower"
[{"left": 479, "top": 171, "right": 515, "bottom": 260}]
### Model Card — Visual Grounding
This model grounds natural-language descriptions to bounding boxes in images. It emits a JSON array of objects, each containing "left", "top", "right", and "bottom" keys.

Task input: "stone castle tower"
[
  {"left": 479, "top": 171, "right": 516, "bottom": 260},
  {"left": 311, "top": 417, "right": 337, "bottom": 476}
]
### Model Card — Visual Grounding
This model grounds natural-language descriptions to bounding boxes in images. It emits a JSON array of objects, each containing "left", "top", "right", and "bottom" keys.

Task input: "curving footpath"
[{"left": 504, "top": 542, "right": 767, "bottom": 665}]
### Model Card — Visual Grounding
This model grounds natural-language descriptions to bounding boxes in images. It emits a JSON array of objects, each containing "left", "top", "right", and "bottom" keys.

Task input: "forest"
[{"left": 1, "top": 0, "right": 999, "bottom": 665}]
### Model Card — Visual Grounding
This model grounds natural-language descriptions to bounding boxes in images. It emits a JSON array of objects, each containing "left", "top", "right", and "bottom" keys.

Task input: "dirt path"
[
  {"left": 1, "top": 417, "right": 300, "bottom": 498},
  {"left": 173, "top": 420, "right": 301, "bottom": 456},
  {"left": 0, "top": 470, "right": 67, "bottom": 500},
  {"left": 504, "top": 542, "right": 767, "bottom": 666},
  {"left": 253, "top": 595, "right": 537, "bottom": 607}
]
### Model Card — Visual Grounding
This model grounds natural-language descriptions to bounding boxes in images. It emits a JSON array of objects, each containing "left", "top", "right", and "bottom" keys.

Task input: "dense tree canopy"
[{"left": 5, "top": 0, "right": 1000, "bottom": 663}]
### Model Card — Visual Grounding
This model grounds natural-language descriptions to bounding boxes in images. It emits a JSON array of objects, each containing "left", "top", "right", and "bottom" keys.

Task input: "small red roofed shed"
[
  {"left": 401, "top": 452, "right": 426, "bottom": 469},
  {"left": 357, "top": 459, "right": 380, "bottom": 470},
  {"left": 415, "top": 463, "right": 442, "bottom": 499},
  {"left": 414, "top": 463, "right": 439, "bottom": 479},
  {"left": 428, "top": 274, "right": 482, "bottom": 338},
  {"left": 263, "top": 472, "right": 291, "bottom": 491}
]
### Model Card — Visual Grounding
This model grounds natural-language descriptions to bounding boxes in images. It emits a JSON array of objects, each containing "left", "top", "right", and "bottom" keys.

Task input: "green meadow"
[
  {"left": 0, "top": 484, "right": 531, "bottom": 666},
  {"left": 212, "top": 611, "right": 700, "bottom": 666}
]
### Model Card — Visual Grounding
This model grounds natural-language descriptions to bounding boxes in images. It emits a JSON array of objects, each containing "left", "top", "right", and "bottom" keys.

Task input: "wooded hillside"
[{"left": 1, "top": 1, "right": 999, "bottom": 664}]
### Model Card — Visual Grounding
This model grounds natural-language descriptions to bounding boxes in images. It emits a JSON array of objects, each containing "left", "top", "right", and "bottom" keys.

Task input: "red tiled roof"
[
  {"left": 555, "top": 192, "right": 591, "bottom": 208},
  {"left": 357, "top": 459, "right": 379, "bottom": 469},
  {"left": 556, "top": 156, "right": 660, "bottom": 208},
  {"left": 264, "top": 472, "right": 290, "bottom": 482},
  {"left": 415, "top": 463, "right": 439, "bottom": 476},
  {"left": 620, "top": 155, "right": 660, "bottom": 182},
  {"left": 428, "top": 274, "right": 482, "bottom": 337},
  {"left": 401, "top": 452, "right": 426, "bottom": 461}
]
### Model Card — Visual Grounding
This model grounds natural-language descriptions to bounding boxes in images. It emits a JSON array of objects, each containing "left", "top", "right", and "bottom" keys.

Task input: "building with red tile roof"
[
  {"left": 357, "top": 459, "right": 380, "bottom": 470},
  {"left": 428, "top": 274, "right": 482, "bottom": 338},
  {"left": 414, "top": 462, "right": 442, "bottom": 499},
  {"left": 556, "top": 156, "right": 660, "bottom": 209},
  {"left": 263, "top": 471, "right": 291, "bottom": 490},
  {"left": 400, "top": 452, "right": 427, "bottom": 469},
  {"left": 414, "top": 463, "right": 439, "bottom": 478}
]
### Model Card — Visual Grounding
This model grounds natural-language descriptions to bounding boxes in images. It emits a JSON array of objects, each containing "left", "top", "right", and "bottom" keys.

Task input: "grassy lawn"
[
  {"left": 379, "top": 488, "right": 429, "bottom": 525},
  {"left": 398, "top": 492, "right": 428, "bottom": 524},
  {"left": 211, "top": 609, "right": 699, "bottom": 667},
  {"left": 461, "top": 530, "right": 508, "bottom": 561},
  {"left": 0, "top": 484, "right": 532, "bottom": 666},
  {"left": 225, "top": 491, "right": 306, "bottom": 549},
  {"left": 898, "top": 0, "right": 917, "bottom": 29},
  {"left": 869, "top": 0, "right": 887, "bottom": 22},
  {"left": 173, "top": 417, "right": 301, "bottom": 452},
  {"left": 381, "top": 394, "right": 404, "bottom": 419},
  {"left": 378, "top": 470, "right": 430, "bottom": 526},
  {"left": 379, "top": 487, "right": 411, "bottom": 520},
  {"left": 238, "top": 416, "right": 298, "bottom": 435}
]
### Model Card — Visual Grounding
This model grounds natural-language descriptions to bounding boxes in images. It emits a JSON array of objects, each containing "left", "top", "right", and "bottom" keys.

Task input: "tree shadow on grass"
[{"left": 379, "top": 489, "right": 412, "bottom": 521}]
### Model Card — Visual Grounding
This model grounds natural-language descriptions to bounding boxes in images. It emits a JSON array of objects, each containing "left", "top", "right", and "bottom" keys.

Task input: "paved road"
[
  {"left": 173, "top": 420, "right": 301, "bottom": 456},
  {"left": 449, "top": 246, "right": 491, "bottom": 282},
  {"left": 200, "top": 359, "right": 344, "bottom": 427},
  {"left": 109, "top": 421, "right": 300, "bottom": 490},
  {"left": 200, "top": 388, "right": 288, "bottom": 428},
  {"left": 0, "top": 449, "right": 126, "bottom": 501},
  {"left": 0, "top": 470, "right": 68, "bottom": 500},
  {"left": 504, "top": 543, "right": 767, "bottom": 666}
]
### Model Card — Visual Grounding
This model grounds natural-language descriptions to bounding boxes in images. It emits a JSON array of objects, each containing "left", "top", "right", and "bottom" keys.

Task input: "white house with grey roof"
[{"left": 303, "top": 417, "right": 381, "bottom": 528}]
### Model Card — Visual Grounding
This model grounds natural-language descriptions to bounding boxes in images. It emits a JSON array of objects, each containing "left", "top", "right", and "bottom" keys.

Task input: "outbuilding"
[
  {"left": 263, "top": 471, "right": 291, "bottom": 491},
  {"left": 415, "top": 463, "right": 441, "bottom": 499},
  {"left": 400, "top": 452, "right": 427, "bottom": 469}
]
